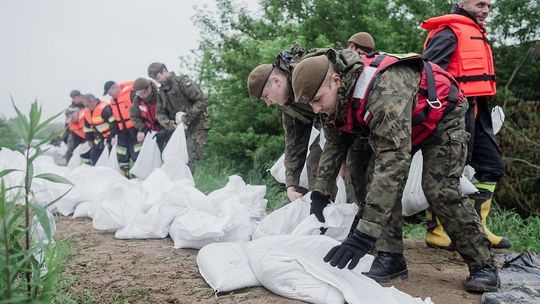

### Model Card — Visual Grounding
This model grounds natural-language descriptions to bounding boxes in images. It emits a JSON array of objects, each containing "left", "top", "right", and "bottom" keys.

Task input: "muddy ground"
[{"left": 55, "top": 216, "right": 499, "bottom": 304}]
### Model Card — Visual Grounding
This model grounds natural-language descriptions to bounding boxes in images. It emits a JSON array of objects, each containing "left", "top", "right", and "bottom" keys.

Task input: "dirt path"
[{"left": 55, "top": 216, "right": 485, "bottom": 304}]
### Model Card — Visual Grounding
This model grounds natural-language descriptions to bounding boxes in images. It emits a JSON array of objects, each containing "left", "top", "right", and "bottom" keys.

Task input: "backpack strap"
[{"left": 422, "top": 58, "right": 442, "bottom": 110}]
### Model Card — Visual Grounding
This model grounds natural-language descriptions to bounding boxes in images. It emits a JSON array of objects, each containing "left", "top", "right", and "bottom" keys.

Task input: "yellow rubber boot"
[
  {"left": 425, "top": 209, "right": 453, "bottom": 250},
  {"left": 471, "top": 183, "right": 511, "bottom": 249}
]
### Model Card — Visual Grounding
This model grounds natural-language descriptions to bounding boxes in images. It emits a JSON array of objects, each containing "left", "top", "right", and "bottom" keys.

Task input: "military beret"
[
  {"left": 133, "top": 77, "right": 151, "bottom": 91},
  {"left": 348, "top": 32, "right": 376, "bottom": 51},
  {"left": 292, "top": 55, "right": 330, "bottom": 103},
  {"left": 247, "top": 64, "right": 273, "bottom": 101},
  {"left": 148, "top": 62, "right": 166, "bottom": 79},
  {"left": 103, "top": 81, "right": 116, "bottom": 96}
]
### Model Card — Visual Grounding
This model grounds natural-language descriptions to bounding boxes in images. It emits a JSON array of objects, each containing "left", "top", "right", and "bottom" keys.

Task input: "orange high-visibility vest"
[
  {"left": 110, "top": 80, "right": 135, "bottom": 131},
  {"left": 422, "top": 14, "right": 496, "bottom": 97},
  {"left": 82, "top": 101, "right": 112, "bottom": 139},
  {"left": 68, "top": 110, "right": 86, "bottom": 139}
]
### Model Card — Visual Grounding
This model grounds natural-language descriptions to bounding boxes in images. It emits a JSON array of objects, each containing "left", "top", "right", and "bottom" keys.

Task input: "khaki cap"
[
  {"left": 247, "top": 64, "right": 273, "bottom": 100},
  {"left": 133, "top": 77, "right": 151, "bottom": 91},
  {"left": 292, "top": 55, "right": 330, "bottom": 103},
  {"left": 348, "top": 32, "right": 375, "bottom": 51},
  {"left": 148, "top": 62, "right": 166, "bottom": 79}
]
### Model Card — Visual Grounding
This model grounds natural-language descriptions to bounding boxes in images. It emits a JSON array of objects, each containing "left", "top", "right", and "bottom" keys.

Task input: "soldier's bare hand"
[
  {"left": 137, "top": 132, "right": 145, "bottom": 143},
  {"left": 287, "top": 186, "right": 303, "bottom": 201}
]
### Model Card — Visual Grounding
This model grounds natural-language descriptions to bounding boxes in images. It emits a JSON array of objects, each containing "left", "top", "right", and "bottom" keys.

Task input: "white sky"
[{"left": 0, "top": 0, "right": 258, "bottom": 120}]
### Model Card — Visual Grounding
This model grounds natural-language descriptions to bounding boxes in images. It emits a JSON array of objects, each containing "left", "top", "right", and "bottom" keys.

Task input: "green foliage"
[
  {"left": 0, "top": 116, "right": 18, "bottom": 149},
  {"left": 0, "top": 100, "right": 71, "bottom": 302}
]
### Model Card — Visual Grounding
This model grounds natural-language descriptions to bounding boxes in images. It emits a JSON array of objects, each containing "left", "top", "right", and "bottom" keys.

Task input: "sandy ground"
[{"left": 55, "top": 216, "right": 489, "bottom": 304}]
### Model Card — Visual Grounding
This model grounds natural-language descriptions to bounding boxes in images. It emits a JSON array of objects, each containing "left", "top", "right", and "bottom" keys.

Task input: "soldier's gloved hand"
[
  {"left": 323, "top": 229, "right": 376, "bottom": 269},
  {"left": 310, "top": 191, "right": 330, "bottom": 224}
]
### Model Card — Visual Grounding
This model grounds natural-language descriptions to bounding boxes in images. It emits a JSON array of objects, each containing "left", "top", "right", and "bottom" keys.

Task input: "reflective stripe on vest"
[
  {"left": 422, "top": 14, "right": 496, "bottom": 97},
  {"left": 339, "top": 53, "right": 464, "bottom": 146},
  {"left": 83, "top": 101, "right": 112, "bottom": 138},
  {"left": 110, "top": 80, "right": 135, "bottom": 131}
]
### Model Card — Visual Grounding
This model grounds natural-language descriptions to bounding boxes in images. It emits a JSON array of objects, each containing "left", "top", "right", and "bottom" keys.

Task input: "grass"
[{"left": 403, "top": 206, "right": 540, "bottom": 253}]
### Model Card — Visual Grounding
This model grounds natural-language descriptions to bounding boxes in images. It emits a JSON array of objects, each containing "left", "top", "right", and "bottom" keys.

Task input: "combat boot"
[
  {"left": 364, "top": 252, "right": 408, "bottom": 282},
  {"left": 471, "top": 183, "right": 511, "bottom": 249},
  {"left": 465, "top": 264, "right": 500, "bottom": 292},
  {"left": 425, "top": 209, "right": 454, "bottom": 250}
]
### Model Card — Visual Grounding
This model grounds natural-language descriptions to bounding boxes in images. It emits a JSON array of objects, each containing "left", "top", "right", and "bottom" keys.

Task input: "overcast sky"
[{"left": 0, "top": 0, "right": 258, "bottom": 120}]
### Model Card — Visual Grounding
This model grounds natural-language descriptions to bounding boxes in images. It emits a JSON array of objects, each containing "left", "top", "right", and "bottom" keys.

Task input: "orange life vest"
[
  {"left": 422, "top": 14, "right": 496, "bottom": 97},
  {"left": 110, "top": 80, "right": 135, "bottom": 131},
  {"left": 339, "top": 53, "right": 464, "bottom": 147},
  {"left": 82, "top": 101, "right": 112, "bottom": 140},
  {"left": 68, "top": 110, "right": 86, "bottom": 140}
]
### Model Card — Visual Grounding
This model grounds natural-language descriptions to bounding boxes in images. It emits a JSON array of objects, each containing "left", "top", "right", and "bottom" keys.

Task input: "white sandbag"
[
  {"left": 130, "top": 131, "right": 163, "bottom": 179},
  {"left": 92, "top": 179, "right": 148, "bottom": 232},
  {"left": 491, "top": 105, "right": 505, "bottom": 135},
  {"left": 116, "top": 181, "right": 209, "bottom": 239},
  {"left": 291, "top": 202, "right": 358, "bottom": 241},
  {"left": 160, "top": 158, "right": 193, "bottom": 184},
  {"left": 269, "top": 127, "right": 320, "bottom": 189},
  {"left": 67, "top": 142, "right": 91, "bottom": 169},
  {"left": 169, "top": 208, "right": 233, "bottom": 249},
  {"left": 402, "top": 151, "right": 479, "bottom": 216},
  {"left": 105, "top": 141, "right": 121, "bottom": 174},
  {"left": 72, "top": 202, "right": 93, "bottom": 218},
  {"left": 42, "top": 142, "right": 67, "bottom": 160},
  {"left": 245, "top": 235, "right": 433, "bottom": 304},
  {"left": 162, "top": 123, "right": 189, "bottom": 166},
  {"left": 95, "top": 146, "right": 110, "bottom": 167},
  {"left": 197, "top": 242, "right": 260, "bottom": 292}
]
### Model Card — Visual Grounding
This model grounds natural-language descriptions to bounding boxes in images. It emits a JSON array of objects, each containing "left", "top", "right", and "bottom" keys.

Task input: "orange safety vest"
[
  {"left": 82, "top": 101, "right": 112, "bottom": 140},
  {"left": 110, "top": 80, "right": 135, "bottom": 131},
  {"left": 68, "top": 110, "right": 86, "bottom": 140},
  {"left": 422, "top": 14, "right": 496, "bottom": 97}
]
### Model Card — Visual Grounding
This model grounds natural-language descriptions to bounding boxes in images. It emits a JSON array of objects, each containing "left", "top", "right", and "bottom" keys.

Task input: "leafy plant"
[{"left": 0, "top": 100, "right": 73, "bottom": 302}]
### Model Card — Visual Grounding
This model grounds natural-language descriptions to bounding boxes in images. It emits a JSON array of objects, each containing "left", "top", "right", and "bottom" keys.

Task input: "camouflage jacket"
[
  {"left": 314, "top": 50, "right": 422, "bottom": 238},
  {"left": 156, "top": 72, "right": 210, "bottom": 130},
  {"left": 281, "top": 102, "right": 321, "bottom": 188},
  {"left": 130, "top": 82, "right": 160, "bottom": 133}
]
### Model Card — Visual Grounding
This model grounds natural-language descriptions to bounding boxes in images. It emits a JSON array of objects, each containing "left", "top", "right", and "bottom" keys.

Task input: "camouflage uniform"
[
  {"left": 316, "top": 55, "right": 491, "bottom": 269},
  {"left": 156, "top": 72, "right": 210, "bottom": 173}
]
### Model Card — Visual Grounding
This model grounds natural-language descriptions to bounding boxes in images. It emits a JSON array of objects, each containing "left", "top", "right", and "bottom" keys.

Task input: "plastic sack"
[
  {"left": 162, "top": 124, "right": 189, "bottom": 166},
  {"left": 491, "top": 105, "right": 505, "bottom": 135},
  {"left": 72, "top": 202, "right": 93, "bottom": 218},
  {"left": 245, "top": 235, "right": 433, "bottom": 304},
  {"left": 67, "top": 142, "right": 91, "bottom": 169},
  {"left": 95, "top": 146, "right": 110, "bottom": 167},
  {"left": 197, "top": 242, "right": 260, "bottom": 292},
  {"left": 402, "top": 151, "right": 478, "bottom": 216},
  {"left": 105, "top": 141, "right": 121, "bottom": 173},
  {"left": 130, "top": 131, "right": 163, "bottom": 179}
]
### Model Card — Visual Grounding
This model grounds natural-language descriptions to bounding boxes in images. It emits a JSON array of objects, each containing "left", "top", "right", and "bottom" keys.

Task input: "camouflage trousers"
[
  {"left": 185, "top": 127, "right": 209, "bottom": 174},
  {"left": 375, "top": 100, "right": 492, "bottom": 269},
  {"left": 345, "top": 136, "right": 373, "bottom": 205}
]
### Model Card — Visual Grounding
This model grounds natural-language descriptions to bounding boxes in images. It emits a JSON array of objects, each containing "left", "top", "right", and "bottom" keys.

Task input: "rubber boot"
[
  {"left": 364, "top": 252, "right": 408, "bottom": 282},
  {"left": 425, "top": 209, "right": 454, "bottom": 250},
  {"left": 465, "top": 264, "right": 500, "bottom": 292},
  {"left": 471, "top": 183, "right": 511, "bottom": 249},
  {"left": 120, "top": 166, "right": 131, "bottom": 179}
]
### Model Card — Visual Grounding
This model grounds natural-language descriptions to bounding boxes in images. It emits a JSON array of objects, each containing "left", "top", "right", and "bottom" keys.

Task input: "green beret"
[
  {"left": 133, "top": 77, "right": 151, "bottom": 91},
  {"left": 292, "top": 55, "right": 330, "bottom": 103},
  {"left": 247, "top": 64, "right": 273, "bottom": 101},
  {"left": 348, "top": 32, "right": 376, "bottom": 51},
  {"left": 148, "top": 62, "right": 166, "bottom": 79}
]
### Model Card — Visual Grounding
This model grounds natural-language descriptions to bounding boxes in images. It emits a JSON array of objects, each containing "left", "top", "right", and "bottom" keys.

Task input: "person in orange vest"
[
  {"left": 421, "top": 0, "right": 509, "bottom": 250},
  {"left": 81, "top": 93, "right": 117, "bottom": 165},
  {"left": 63, "top": 90, "right": 86, "bottom": 162},
  {"left": 104, "top": 80, "right": 141, "bottom": 176},
  {"left": 64, "top": 106, "right": 89, "bottom": 164}
]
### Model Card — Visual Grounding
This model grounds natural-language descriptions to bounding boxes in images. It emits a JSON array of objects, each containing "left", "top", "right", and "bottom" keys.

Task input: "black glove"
[
  {"left": 310, "top": 191, "right": 331, "bottom": 222},
  {"left": 323, "top": 229, "right": 377, "bottom": 269}
]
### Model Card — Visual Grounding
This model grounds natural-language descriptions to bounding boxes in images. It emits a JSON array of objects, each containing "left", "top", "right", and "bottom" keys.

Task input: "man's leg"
[
  {"left": 185, "top": 128, "right": 209, "bottom": 174},
  {"left": 116, "top": 130, "right": 130, "bottom": 176}
]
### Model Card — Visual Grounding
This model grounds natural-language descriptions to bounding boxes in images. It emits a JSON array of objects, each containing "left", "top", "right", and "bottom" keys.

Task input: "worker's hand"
[
  {"left": 323, "top": 229, "right": 376, "bottom": 269},
  {"left": 110, "top": 136, "right": 117, "bottom": 146},
  {"left": 137, "top": 132, "right": 145, "bottom": 143},
  {"left": 310, "top": 191, "right": 330, "bottom": 224},
  {"left": 287, "top": 186, "right": 303, "bottom": 202}
]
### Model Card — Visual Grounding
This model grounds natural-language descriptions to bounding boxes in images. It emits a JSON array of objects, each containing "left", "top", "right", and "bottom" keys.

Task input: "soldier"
[
  {"left": 147, "top": 62, "right": 210, "bottom": 174},
  {"left": 63, "top": 90, "right": 86, "bottom": 162},
  {"left": 81, "top": 94, "right": 117, "bottom": 165},
  {"left": 104, "top": 80, "right": 140, "bottom": 176},
  {"left": 130, "top": 77, "right": 168, "bottom": 152},
  {"left": 346, "top": 32, "right": 376, "bottom": 54},
  {"left": 291, "top": 50, "right": 499, "bottom": 291},
  {"left": 421, "top": 0, "right": 510, "bottom": 249}
]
